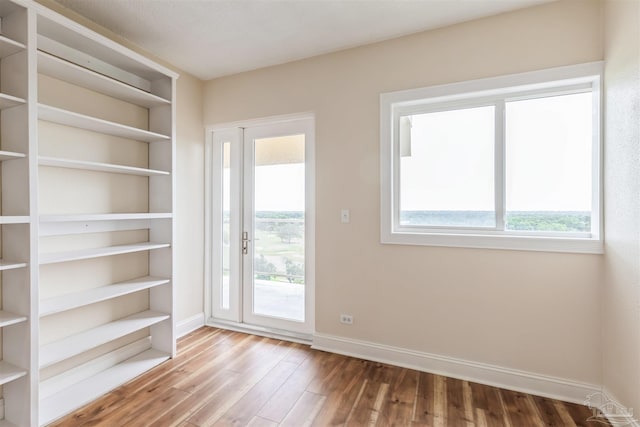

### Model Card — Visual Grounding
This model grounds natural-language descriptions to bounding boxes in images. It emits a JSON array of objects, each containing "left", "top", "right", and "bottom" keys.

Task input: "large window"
[{"left": 380, "top": 63, "right": 602, "bottom": 253}]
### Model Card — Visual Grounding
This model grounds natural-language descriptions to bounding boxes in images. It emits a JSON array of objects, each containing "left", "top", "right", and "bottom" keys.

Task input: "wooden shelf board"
[
  {"left": 0, "top": 361, "right": 27, "bottom": 386},
  {"left": 39, "top": 310, "right": 170, "bottom": 369},
  {"left": 0, "top": 93, "right": 25, "bottom": 110},
  {"left": 38, "top": 104, "right": 170, "bottom": 143},
  {"left": 0, "top": 151, "right": 25, "bottom": 162},
  {"left": 0, "top": 216, "right": 29, "bottom": 224},
  {"left": 0, "top": 260, "right": 27, "bottom": 271},
  {"left": 0, "top": 311, "right": 27, "bottom": 328},
  {"left": 39, "top": 242, "right": 170, "bottom": 265},
  {"left": 39, "top": 349, "right": 168, "bottom": 426},
  {"left": 0, "top": 35, "right": 25, "bottom": 59},
  {"left": 38, "top": 50, "right": 171, "bottom": 108},
  {"left": 39, "top": 156, "right": 170, "bottom": 176},
  {"left": 40, "top": 276, "right": 170, "bottom": 317}
]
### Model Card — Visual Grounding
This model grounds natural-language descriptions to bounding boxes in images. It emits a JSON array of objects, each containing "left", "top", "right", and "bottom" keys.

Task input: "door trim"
[
  {"left": 205, "top": 111, "right": 315, "bottom": 133},
  {"left": 204, "top": 113, "right": 315, "bottom": 335},
  {"left": 207, "top": 319, "right": 312, "bottom": 345}
]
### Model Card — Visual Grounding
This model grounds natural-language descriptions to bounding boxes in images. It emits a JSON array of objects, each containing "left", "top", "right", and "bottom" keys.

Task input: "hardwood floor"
[{"left": 51, "top": 327, "right": 595, "bottom": 426}]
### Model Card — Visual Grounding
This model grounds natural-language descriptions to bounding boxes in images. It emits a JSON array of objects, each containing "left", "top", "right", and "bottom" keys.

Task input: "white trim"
[
  {"left": 176, "top": 313, "right": 205, "bottom": 338},
  {"left": 380, "top": 61, "right": 604, "bottom": 254},
  {"left": 207, "top": 318, "right": 312, "bottom": 345},
  {"left": 206, "top": 111, "right": 315, "bottom": 133},
  {"left": 203, "top": 131, "right": 213, "bottom": 324},
  {"left": 241, "top": 117, "right": 315, "bottom": 334},
  {"left": 205, "top": 113, "right": 316, "bottom": 335},
  {"left": 312, "top": 333, "right": 599, "bottom": 405},
  {"left": 382, "top": 231, "right": 603, "bottom": 254},
  {"left": 382, "top": 62, "right": 603, "bottom": 107},
  {"left": 207, "top": 128, "right": 243, "bottom": 322}
]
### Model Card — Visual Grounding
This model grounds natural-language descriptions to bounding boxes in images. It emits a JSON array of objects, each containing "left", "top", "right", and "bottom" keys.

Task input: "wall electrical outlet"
[{"left": 340, "top": 314, "right": 353, "bottom": 325}]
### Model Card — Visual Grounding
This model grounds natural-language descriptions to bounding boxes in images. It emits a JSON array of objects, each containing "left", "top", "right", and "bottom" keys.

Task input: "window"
[{"left": 380, "top": 62, "right": 602, "bottom": 253}]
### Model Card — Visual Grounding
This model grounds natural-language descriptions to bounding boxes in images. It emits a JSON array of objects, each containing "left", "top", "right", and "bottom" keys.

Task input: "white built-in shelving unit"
[
  {"left": 0, "top": 0, "right": 178, "bottom": 425},
  {"left": 0, "top": 1, "right": 33, "bottom": 426}
]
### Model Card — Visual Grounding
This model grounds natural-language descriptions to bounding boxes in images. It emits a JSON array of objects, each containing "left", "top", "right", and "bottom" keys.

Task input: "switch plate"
[{"left": 341, "top": 209, "right": 350, "bottom": 223}]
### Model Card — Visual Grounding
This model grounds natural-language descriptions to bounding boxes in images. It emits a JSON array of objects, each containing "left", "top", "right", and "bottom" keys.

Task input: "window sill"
[{"left": 381, "top": 231, "right": 603, "bottom": 254}]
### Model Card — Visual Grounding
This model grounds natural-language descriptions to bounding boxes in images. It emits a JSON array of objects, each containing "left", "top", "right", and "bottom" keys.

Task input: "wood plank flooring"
[{"left": 50, "top": 327, "right": 595, "bottom": 426}]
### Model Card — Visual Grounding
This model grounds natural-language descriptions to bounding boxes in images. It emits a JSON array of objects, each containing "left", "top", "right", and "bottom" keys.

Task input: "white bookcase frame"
[{"left": 0, "top": 1, "right": 178, "bottom": 425}]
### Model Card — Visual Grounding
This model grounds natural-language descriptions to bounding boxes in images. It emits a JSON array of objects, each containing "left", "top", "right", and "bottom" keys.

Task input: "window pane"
[
  {"left": 221, "top": 141, "right": 230, "bottom": 309},
  {"left": 399, "top": 106, "right": 495, "bottom": 227},
  {"left": 505, "top": 92, "right": 592, "bottom": 233},
  {"left": 253, "top": 135, "right": 305, "bottom": 322}
]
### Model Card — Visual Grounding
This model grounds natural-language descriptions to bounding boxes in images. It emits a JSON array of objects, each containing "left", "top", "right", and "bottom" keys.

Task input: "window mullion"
[{"left": 495, "top": 101, "right": 506, "bottom": 231}]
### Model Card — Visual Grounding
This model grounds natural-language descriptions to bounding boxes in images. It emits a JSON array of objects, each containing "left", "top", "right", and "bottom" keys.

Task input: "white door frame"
[
  {"left": 204, "top": 113, "right": 315, "bottom": 338},
  {"left": 207, "top": 128, "right": 243, "bottom": 323}
]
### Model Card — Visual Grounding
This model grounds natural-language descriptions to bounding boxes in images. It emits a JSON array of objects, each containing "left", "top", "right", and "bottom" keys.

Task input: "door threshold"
[{"left": 206, "top": 318, "right": 313, "bottom": 345}]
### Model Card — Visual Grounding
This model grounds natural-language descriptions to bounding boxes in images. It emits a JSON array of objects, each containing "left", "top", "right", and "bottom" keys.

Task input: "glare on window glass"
[
  {"left": 505, "top": 92, "right": 592, "bottom": 233},
  {"left": 399, "top": 106, "right": 495, "bottom": 227},
  {"left": 221, "top": 142, "right": 230, "bottom": 309}
]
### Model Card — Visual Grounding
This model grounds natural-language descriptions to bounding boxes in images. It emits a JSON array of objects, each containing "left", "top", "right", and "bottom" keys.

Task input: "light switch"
[{"left": 341, "top": 209, "right": 350, "bottom": 223}]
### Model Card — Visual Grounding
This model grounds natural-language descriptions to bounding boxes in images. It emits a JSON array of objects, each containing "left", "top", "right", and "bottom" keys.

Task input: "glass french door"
[{"left": 209, "top": 118, "right": 314, "bottom": 335}]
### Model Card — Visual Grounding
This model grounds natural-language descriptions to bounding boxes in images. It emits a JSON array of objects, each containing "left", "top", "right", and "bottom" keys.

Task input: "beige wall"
[
  {"left": 204, "top": 0, "right": 604, "bottom": 384},
  {"left": 35, "top": 0, "right": 207, "bottom": 325},
  {"left": 174, "top": 73, "right": 205, "bottom": 321},
  {"left": 603, "top": 0, "right": 640, "bottom": 413}
]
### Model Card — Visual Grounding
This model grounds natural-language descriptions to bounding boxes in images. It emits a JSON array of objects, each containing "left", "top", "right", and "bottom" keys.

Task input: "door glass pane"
[
  {"left": 253, "top": 134, "right": 305, "bottom": 322},
  {"left": 399, "top": 106, "right": 495, "bottom": 227},
  {"left": 221, "top": 142, "right": 230, "bottom": 309},
  {"left": 505, "top": 92, "right": 592, "bottom": 232}
]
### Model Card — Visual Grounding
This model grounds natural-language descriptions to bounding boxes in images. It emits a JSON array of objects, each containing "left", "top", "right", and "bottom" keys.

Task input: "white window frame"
[{"left": 380, "top": 62, "right": 603, "bottom": 254}]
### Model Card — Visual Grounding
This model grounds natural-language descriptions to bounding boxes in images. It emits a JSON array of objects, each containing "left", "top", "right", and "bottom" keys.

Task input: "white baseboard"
[
  {"left": 312, "top": 332, "right": 599, "bottom": 405},
  {"left": 207, "top": 318, "right": 312, "bottom": 345},
  {"left": 177, "top": 312, "right": 206, "bottom": 337}
]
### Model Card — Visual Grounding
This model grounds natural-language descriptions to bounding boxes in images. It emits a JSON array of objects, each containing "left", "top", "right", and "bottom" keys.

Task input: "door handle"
[{"left": 242, "top": 231, "right": 250, "bottom": 255}]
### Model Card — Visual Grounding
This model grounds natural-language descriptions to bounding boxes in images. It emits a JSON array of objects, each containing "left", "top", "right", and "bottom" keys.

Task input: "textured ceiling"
[{"left": 53, "top": 0, "right": 552, "bottom": 81}]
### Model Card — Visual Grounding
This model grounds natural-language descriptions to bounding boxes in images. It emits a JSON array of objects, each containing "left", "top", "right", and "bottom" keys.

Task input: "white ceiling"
[{"left": 53, "top": 0, "right": 552, "bottom": 81}]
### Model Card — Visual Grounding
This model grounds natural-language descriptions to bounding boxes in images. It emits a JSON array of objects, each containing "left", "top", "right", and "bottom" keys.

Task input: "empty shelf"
[
  {"left": 0, "top": 93, "right": 25, "bottom": 110},
  {"left": 39, "top": 348, "right": 169, "bottom": 426},
  {"left": 40, "top": 276, "right": 170, "bottom": 317},
  {"left": 0, "top": 260, "right": 27, "bottom": 271},
  {"left": 0, "top": 311, "right": 27, "bottom": 328},
  {"left": 0, "top": 151, "right": 25, "bottom": 161},
  {"left": 39, "top": 156, "right": 170, "bottom": 176},
  {"left": 39, "top": 242, "right": 170, "bottom": 264},
  {"left": 39, "top": 310, "right": 170, "bottom": 368},
  {"left": 0, "top": 216, "right": 29, "bottom": 224},
  {"left": 40, "top": 213, "right": 171, "bottom": 223},
  {"left": 0, "top": 35, "right": 25, "bottom": 59},
  {"left": 0, "top": 361, "right": 26, "bottom": 386},
  {"left": 38, "top": 104, "right": 170, "bottom": 142},
  {"left": 38, "top": 51, "right": 171, "bottom": 108}
]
